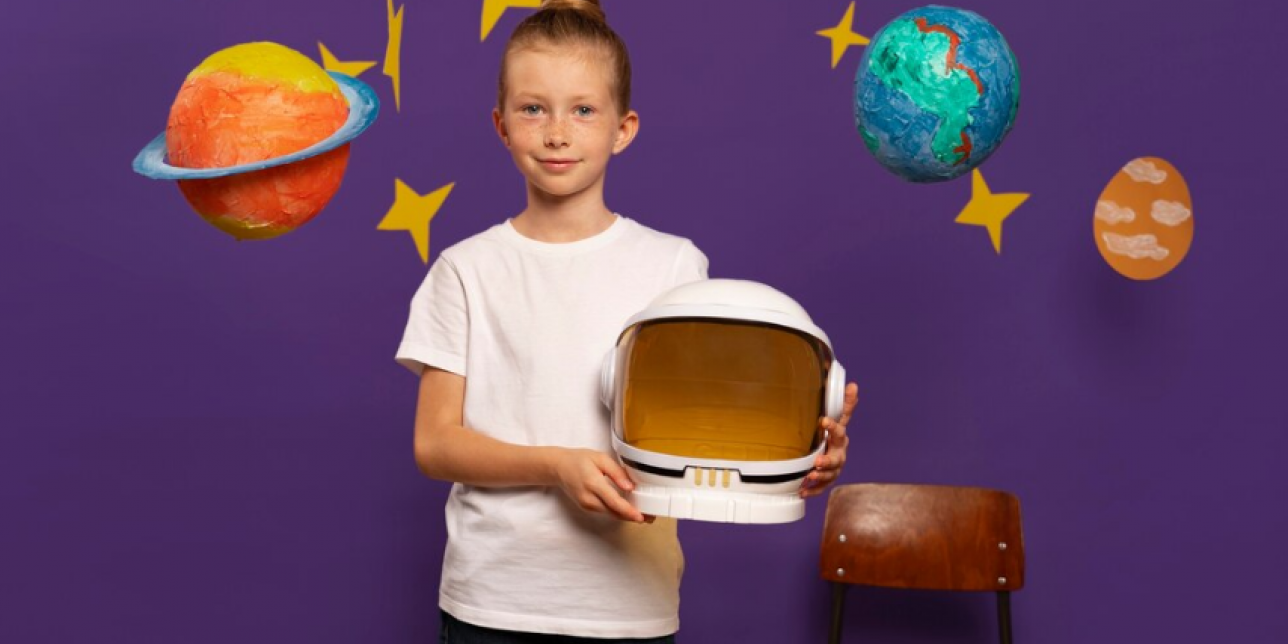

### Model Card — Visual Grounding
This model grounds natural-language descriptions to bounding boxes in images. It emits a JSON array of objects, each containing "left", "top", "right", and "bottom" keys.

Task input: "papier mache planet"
[{"left": 133, "top": 42, "right": 380, "bottom": 239}]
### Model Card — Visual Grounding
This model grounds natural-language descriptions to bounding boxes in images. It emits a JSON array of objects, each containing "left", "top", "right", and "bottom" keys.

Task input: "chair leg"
[
  {"left": 996, "top": 591, "right": 1013, "bottom": 644},
  {"left": 829, "top": 583, "right": 848, "bottom": 644}
]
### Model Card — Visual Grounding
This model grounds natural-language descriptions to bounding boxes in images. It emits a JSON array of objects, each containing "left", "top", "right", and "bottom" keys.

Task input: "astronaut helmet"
[{"left": 600, "top": 279, "right": 847, "bottom": 524}]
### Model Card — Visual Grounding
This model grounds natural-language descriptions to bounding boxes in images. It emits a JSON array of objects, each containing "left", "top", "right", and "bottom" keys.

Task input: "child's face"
[{"left": 494, "top": 45, "right": 638, "bottom": 202}]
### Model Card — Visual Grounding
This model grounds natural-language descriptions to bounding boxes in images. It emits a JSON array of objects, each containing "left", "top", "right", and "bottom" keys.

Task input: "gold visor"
[{"left": 614, "top": 319, "right": 830, "bottom": 462}]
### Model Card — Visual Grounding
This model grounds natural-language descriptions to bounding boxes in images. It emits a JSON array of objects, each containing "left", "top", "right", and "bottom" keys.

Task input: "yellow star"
[
  {"left": 481, "top": 0, "right": 541, "bottom": 42},
  {"left": 955, "top": 169, "right": 1029, "bottom": 254},
  {"left": 384, "top": 0, "right": 405, "bottom": 111},
  {"left": 816, "top": 2, "right": 870, "bottom": 69},
  {"left": 317, "top": 42, "right": 376, "bottom": 78},
  {"left": 378, "top": 179, "right": 455, "bottom": 263}
]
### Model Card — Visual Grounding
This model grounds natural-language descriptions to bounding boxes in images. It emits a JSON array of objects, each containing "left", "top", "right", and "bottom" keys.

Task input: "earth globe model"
[
  {"left": 854, "top": 6, "right": 1020, "bottom": 183},
  {"left": 133, "top": 42, "right": 379, "bottom": 240}
]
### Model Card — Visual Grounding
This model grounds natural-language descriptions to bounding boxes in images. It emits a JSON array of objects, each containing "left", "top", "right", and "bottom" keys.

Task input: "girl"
[{"left": 396, "top": 1, "right": 857, "bottom": 641}]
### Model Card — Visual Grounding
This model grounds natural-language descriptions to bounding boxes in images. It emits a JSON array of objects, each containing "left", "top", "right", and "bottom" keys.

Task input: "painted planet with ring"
[{"left": 133, "top": 41, "right": 380, "bottom": 240}]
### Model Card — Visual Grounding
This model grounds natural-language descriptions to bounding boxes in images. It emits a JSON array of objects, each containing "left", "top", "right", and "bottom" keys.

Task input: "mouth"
[{"left": 539, "top": 158, "right": 578, "bottom": 171}]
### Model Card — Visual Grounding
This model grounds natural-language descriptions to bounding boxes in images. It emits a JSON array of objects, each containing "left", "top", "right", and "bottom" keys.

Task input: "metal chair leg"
[
  {"left": 996, "top": 591, "right": 1013, "bottom": 644},
  {"left": 829, "top": 582, "right": 848, "bottom": 644}
]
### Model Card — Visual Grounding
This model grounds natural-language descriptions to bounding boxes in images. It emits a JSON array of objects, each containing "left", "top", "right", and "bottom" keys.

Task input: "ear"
[
  {"left": 612, "top": 109, "right": 639, "bottom": 155},
  {"left": 492, "top": 107, "right": 509, "bottom": 147}
]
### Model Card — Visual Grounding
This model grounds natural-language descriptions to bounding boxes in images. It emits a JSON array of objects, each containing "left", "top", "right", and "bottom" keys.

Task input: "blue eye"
[
  {"left": 522, "top": 105, "right": 543, "bottom": 115},
  {"left": 575, "top": 106, "right": 594, "bottom": 117}
]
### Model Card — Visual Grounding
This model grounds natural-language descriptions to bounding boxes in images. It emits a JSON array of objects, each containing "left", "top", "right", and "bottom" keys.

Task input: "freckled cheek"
[
  {"left": 573, "top": 124, "right": 617, "bottom": 150},
  {"left": 507, "top": 129, "right": 544, "bottom": 152},
  {"left": 573, "top": 122, "right": 612, "bottom": 137}
]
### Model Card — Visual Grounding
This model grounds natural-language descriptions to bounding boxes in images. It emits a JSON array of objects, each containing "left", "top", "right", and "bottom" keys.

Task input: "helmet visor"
[{"left": 614, "top": 319, "right": 830, "bottom": 462}]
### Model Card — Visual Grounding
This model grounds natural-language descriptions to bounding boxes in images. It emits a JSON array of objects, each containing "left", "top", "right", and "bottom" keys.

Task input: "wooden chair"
[{"left": 819, "top": 483, "right": 1025, "bottom": 644}]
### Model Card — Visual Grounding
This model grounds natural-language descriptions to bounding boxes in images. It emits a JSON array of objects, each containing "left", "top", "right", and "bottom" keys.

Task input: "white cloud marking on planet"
[
  {"left": 1123, "top": 159, "right": 1168, "bottom": 184},
  {"left": 1103, "top": 232, "right": 1170, "bottom": 261},
  {"left": 1151, "top": 200, "right": 1192, "bottom": 226},
  {"left": 1095, "top": 200, "right": 1136, "bottom": 225}
]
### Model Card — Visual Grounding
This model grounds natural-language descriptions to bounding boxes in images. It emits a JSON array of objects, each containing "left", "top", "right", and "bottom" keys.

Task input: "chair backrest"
[{"left": 820, "top": 483, "right": 1025, "bottom": 592}]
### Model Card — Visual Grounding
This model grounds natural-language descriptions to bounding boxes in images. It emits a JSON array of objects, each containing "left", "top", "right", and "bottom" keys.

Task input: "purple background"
[{"left": 3, "top": 0, "right": 1286, "bottom": 642}]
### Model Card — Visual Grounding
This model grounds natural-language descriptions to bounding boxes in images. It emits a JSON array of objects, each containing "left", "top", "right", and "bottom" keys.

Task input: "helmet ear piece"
[
  {"left": 825, "top": 361, "right": 846, "bottom": 421},
  {"left": 600, "top": 349, "right": 617, "bottom": 409}
]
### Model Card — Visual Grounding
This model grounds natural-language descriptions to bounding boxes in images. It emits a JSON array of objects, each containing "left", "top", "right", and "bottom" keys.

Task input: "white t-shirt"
[{"left": 396, "top": 215, "right": 709, "bottom": 638}]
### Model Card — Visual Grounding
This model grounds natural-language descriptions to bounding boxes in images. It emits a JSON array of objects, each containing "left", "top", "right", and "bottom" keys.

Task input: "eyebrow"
[{"left": 511, "top": 92, "right": 603, "bottom": 103}]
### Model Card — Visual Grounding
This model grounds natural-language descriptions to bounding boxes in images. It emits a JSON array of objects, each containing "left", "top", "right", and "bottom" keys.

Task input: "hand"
[
  {"left": 553, "top": 448, "right": 648, "bottom": 523},
  {"left": 801, "top": 382, "right": 858, "bottom": 499}
]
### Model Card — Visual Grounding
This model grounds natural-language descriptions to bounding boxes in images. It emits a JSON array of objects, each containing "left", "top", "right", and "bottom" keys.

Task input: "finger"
[
  {"left": 575, "top": 491, "right": 609, "bottom": 515},
  {"left": 800, "top": 478, "right": 824, "bottom": 498},
  {"left": 820, "top": 417, "right": 849, "bottom": 444},
  {"left": 831, "top": 433, "right": 849, "bottom": 455},
  {"left": 592, "top": 478, "right": 645, "bottom": 523},
  {"left": 838, "top": 382, "right": 859, "bottom": 426},
  {"left": 828, "top": 419, "right": 848, "bottom": 444},
  {"left": 815, "top": 420, "right": 832, "bottom": 466},
  {"left": 594, "top": 453, "right": 636, "bottom": 491},
  {"left": 827, "top": 446, "right": 848, "bottom": 469},
  {"left": 803, "top": 479, "right": 837, "bottom": 499},
  {"left": 642, "top": 514, "right": 657, "bottom": 524},
  {"left": 815, "top": 445, "right": 848, "bottom": 471},
  {"left": 813, "top": 467, "right": 840, "bottom": 485},
  {"left": 809, "top": 462, "right": 841, "bottom": 480},
  {"left": 816, "top": 434, "right": 847, "bottom": 467},
  {"left": 818, "top": 417, "right": 842, "bottom": 446},
  {"left": 801, "top": 467, "right": 841, "bottom": 497}
]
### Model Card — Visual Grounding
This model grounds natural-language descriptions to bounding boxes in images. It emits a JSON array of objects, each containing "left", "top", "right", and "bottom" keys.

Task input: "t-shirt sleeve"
[
  {"left": 395, "top": 255, "right": 469, "bottom": 377},
  {"left": 670, "top": 239, "right": 710, "bottom": 285}
]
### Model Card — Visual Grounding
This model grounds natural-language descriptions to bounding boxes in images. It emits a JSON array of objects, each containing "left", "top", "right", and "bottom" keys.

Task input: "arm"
[{"left": 413, "top": 366, "right": 648, "bottom": 522}]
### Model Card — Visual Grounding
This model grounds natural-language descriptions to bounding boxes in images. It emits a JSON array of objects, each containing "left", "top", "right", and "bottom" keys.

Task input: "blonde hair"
[{"left": 497, "top": 0, "right": 632, "bottom": 113}]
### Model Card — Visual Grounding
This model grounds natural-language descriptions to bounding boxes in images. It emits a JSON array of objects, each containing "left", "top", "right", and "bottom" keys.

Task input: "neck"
[{"left": 512, "top": 180, "right": 616, "bottom": 243}]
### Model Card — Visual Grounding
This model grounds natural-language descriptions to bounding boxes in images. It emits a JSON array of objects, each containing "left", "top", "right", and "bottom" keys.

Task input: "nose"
[{"left": 544, "top": 116, "right": 570, "bottom": 148}]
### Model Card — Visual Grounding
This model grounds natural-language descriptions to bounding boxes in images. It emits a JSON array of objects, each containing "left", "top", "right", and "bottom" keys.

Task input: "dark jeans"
[{"left": 440, "top": 610, "right": 676, "bottom": 644}]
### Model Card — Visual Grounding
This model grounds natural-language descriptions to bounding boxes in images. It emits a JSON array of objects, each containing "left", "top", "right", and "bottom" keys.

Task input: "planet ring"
[{"left": 132, "top": 71, "right": 380, "bottom": 181}]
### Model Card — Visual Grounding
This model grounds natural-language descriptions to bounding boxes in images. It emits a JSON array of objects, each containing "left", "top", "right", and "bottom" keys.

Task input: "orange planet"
[
  {"left": 166, "top": 42, "right": 350, "bottom": 240},
  {"left": 1093, "top": 157, "right": 1194, "bottom": 280}
]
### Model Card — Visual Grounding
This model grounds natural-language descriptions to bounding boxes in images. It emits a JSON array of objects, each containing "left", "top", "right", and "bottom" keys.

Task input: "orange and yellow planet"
[{"left": 134, "top": 42, "right": 380, "bottom": 240}]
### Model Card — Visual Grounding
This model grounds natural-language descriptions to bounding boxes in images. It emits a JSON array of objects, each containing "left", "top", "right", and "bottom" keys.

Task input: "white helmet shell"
[{"left": 602, "top": 278, "right": 848, "bottom": 524}]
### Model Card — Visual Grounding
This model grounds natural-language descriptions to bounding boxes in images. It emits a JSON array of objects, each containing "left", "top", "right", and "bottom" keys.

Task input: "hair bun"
[{"left": 540, "top": 0, "right": 606, "bottom": 23}]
